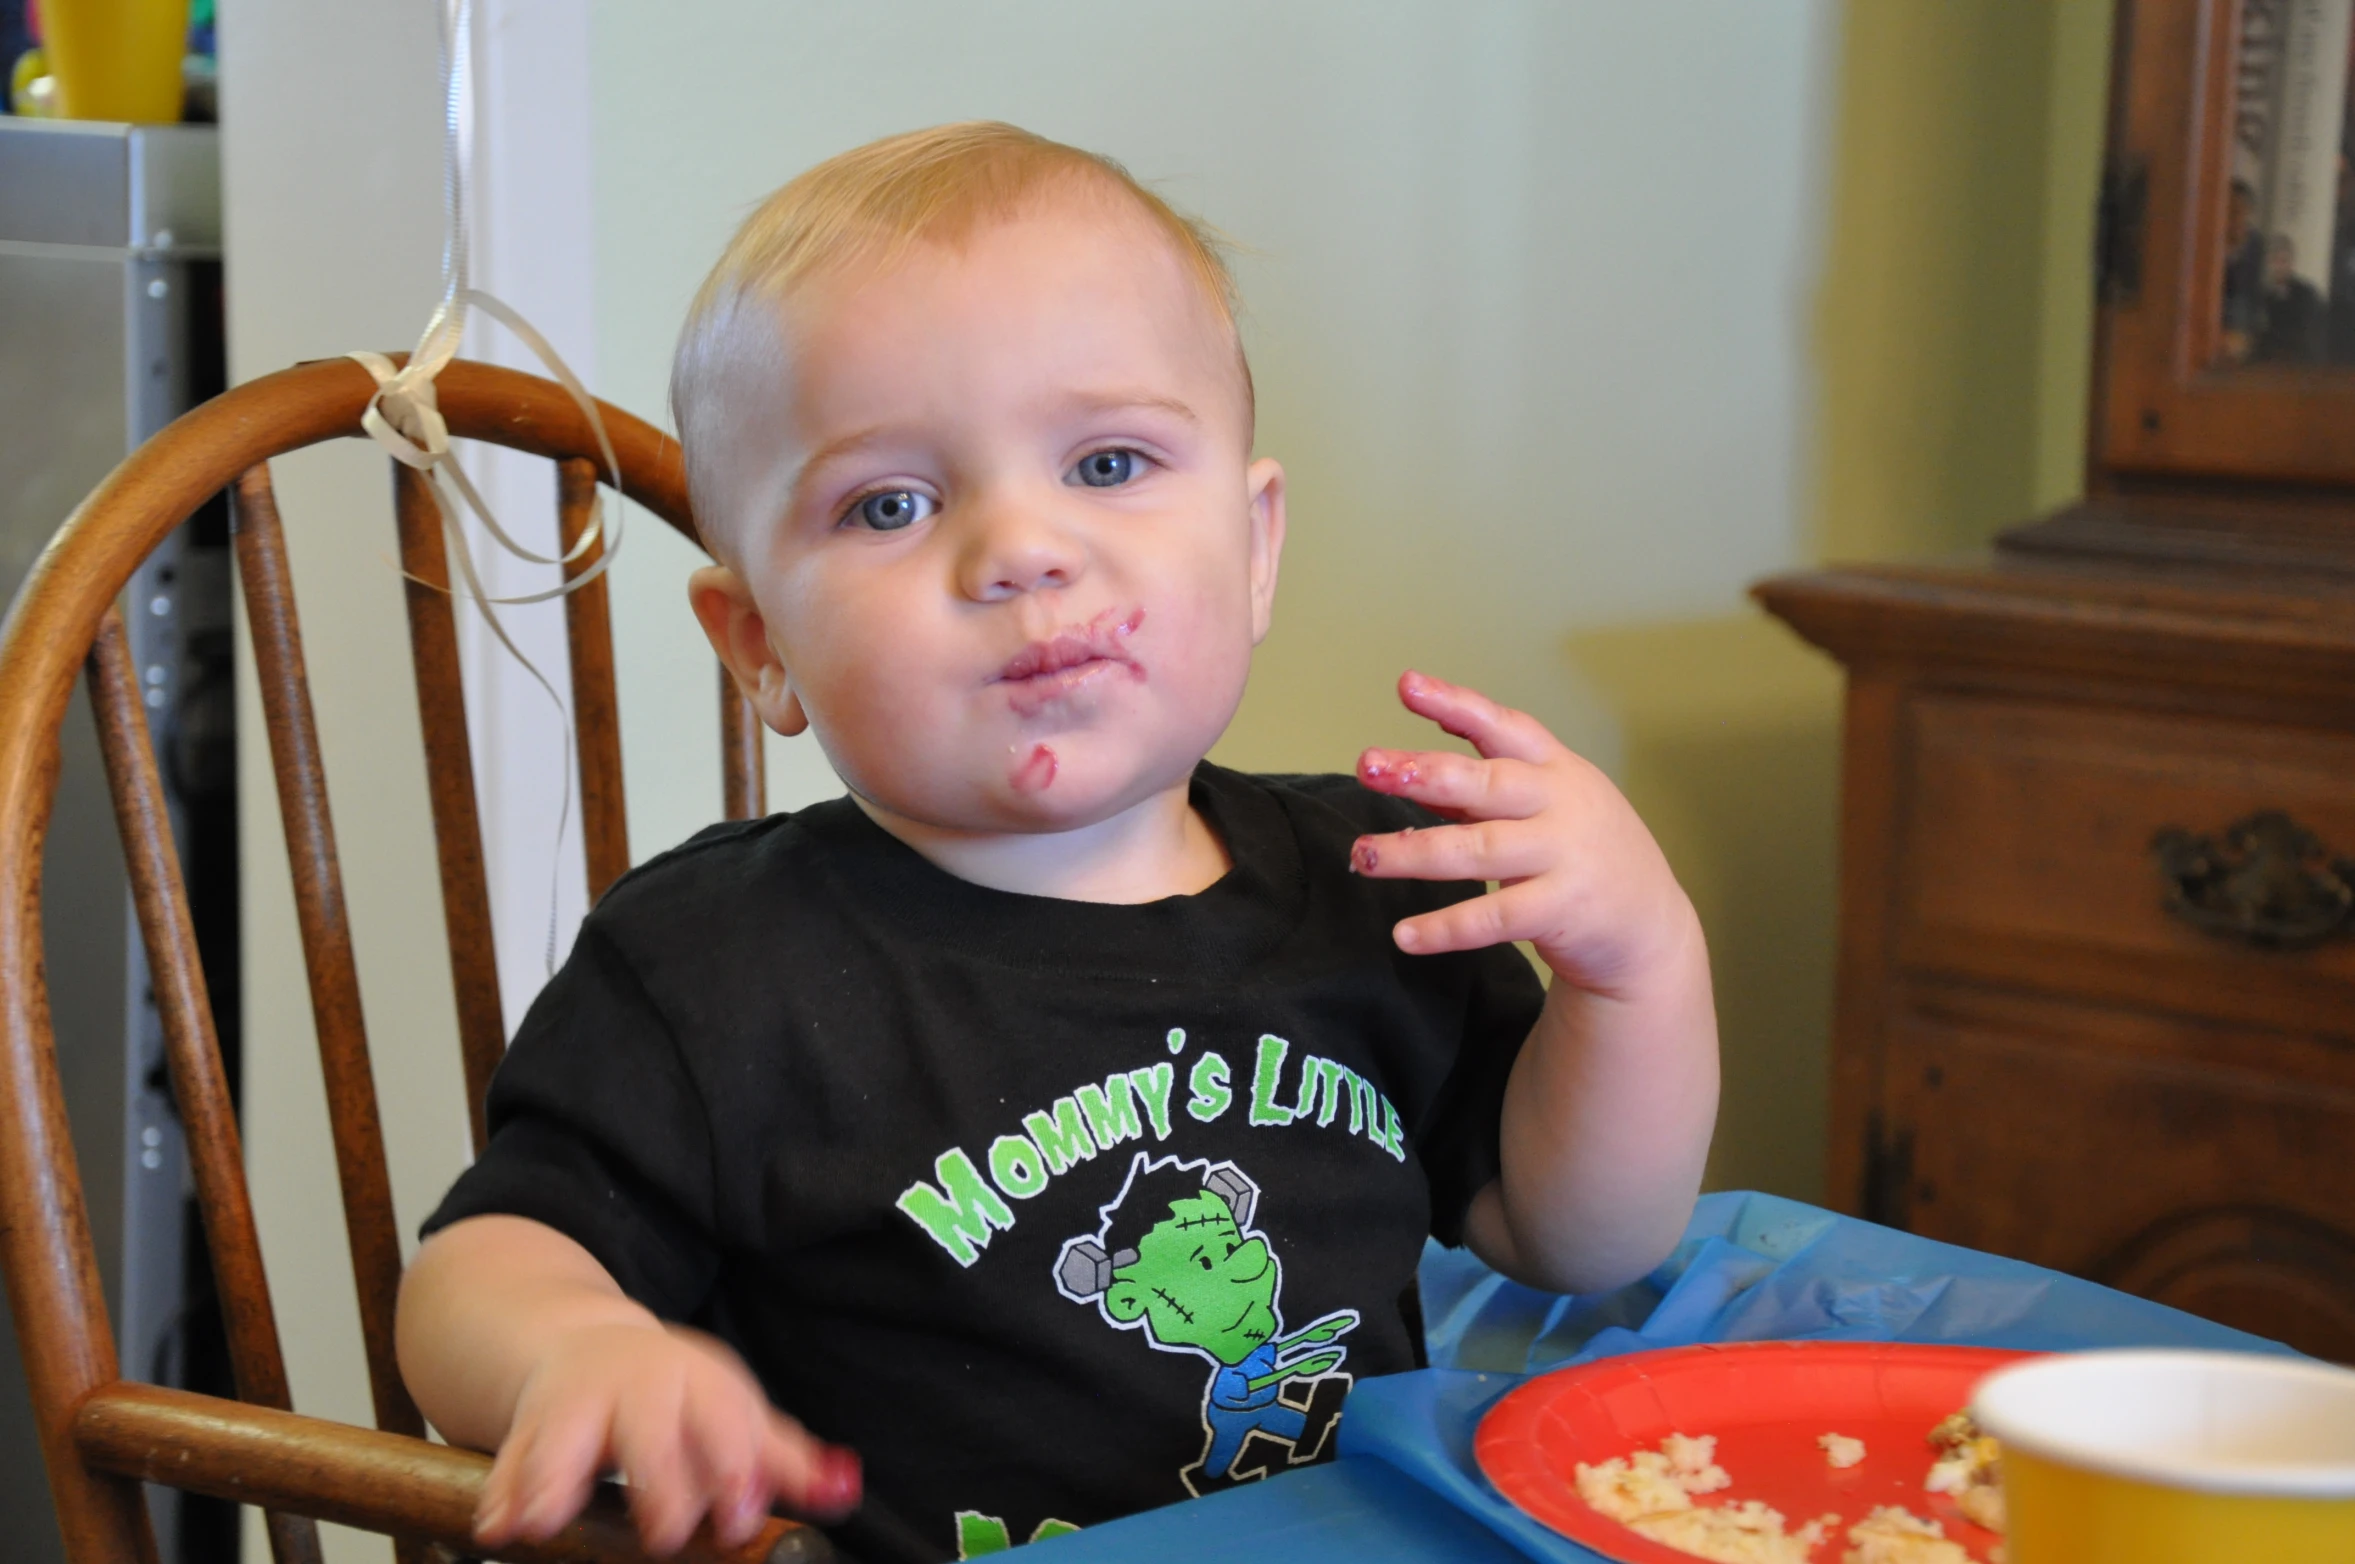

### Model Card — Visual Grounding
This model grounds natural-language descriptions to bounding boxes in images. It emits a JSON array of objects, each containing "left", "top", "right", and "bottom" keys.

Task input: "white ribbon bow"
[
  {"left": 347, "top": 288, "right": 625, "bottom": 635},
  {"left": 346, "top": 0, "right": 631, "bottom": 974}
]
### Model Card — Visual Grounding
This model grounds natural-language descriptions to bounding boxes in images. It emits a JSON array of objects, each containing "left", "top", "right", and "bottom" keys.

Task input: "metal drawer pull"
[{"left": 2150, "top": 810, "right": 2354, "bottom": 949}]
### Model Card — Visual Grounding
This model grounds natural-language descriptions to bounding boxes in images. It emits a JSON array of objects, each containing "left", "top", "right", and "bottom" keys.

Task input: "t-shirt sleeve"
[
  {"left": 420, "top": 921, "right": 721, "bottom": 1320},
  {"left": 1413, "top": 938, "right": 1546, "bottom": 1248}
]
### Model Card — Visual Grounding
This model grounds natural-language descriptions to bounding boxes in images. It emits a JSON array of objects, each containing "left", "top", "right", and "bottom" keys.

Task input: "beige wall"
[
  {"left": 1593, "top": 0, "right": 2118, "bottom": 1201},
  {"left": 1815, "top": 0, "right": 2115, "bottom": 561},
  {"left": 585, "top": 2, "right": 1839, "bottom": 827}
]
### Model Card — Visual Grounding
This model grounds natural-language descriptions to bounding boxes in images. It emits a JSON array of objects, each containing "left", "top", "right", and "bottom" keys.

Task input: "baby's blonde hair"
[{"left": 671, "top": 121, "right": 1251, "bottom": 554}]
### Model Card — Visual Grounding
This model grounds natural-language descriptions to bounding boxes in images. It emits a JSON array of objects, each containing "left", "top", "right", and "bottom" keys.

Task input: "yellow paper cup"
[
  {"left": 1973, "top": 1350, "right": 2355, "bottom": 1564},
  {"left": 42, "top": 0, "right": 188, "bottom": 123}
]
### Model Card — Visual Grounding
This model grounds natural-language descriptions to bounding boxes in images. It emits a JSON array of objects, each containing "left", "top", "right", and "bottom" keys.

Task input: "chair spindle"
[
  {"left": 392, "top": 464, "right": 508, "bottom": 1153},
  {"left": 558, "top": 457, "right": 631, "bottom": 901},
  {"left": 86, "top": 609, "right": 327, "bottom": 1564}
]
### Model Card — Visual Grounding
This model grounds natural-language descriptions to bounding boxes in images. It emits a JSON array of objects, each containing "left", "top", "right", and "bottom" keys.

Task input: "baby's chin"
[
  {"left": 984, "top": 743, "right": 1194, "bottom": 831},
  {"left": 851, "top": 738, "right": 1201, "bottom": 837}
]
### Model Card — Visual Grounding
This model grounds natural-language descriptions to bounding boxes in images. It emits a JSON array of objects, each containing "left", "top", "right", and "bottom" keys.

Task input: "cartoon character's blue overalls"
[{"left": 1200, "top": 1341, "right": 1310, "bottom": 1481}]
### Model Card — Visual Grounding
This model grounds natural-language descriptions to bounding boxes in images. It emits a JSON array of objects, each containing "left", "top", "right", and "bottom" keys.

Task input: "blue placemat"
[
  {"left": 1340, "top": 1191, "right": 2293, "bottom": 1564},
  {"left": 1029, "top": 1455, "right": 1526, "bottom": 1563}
]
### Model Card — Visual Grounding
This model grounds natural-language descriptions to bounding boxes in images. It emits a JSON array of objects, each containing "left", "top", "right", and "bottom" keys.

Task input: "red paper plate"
[{"left": 1475, "top": 1341, "right": 2035, "bottom": 1563}]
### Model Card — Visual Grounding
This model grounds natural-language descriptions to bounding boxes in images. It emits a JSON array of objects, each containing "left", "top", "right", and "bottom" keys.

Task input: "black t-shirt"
[{"left": 424, "top": 764, "right": 1545, "bottom": 1562}]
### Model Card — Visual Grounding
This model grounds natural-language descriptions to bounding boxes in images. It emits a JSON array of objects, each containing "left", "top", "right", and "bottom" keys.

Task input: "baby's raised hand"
[
  {"left": 1349, "top": 671, "right": 1690, "bottom": 993},
  {"left": 472, "top": 1319, "right": 860, "bottom": 1556},
  {"left": 1347, "top": 673, "right": 1716, "bottom": 1293}
]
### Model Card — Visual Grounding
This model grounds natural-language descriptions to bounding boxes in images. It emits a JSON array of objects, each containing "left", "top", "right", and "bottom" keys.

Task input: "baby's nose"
[{"left": 956, "top": 494, "right": 1087, "bottom": 601}]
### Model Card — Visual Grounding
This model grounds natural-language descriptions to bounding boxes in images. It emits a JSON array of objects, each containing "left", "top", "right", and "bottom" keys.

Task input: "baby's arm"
[
  {"left": 1349, "top": 673, "right": 1720, "bottom": 1296},
  {"left": 396, "top": 1214, "right": 860, "bottom": 1553}
]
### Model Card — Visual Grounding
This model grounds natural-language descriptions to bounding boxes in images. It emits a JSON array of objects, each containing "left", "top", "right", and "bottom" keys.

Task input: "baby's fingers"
[
  {"left": 1396, "top": 671, "right": 1564, "bottom": 766},
  {"left": 613, "top": 1398, "right": 703, "bottom": 1556},
  {"left": 476, "top": 1435, "right": 527, "bottom": 1544},
  {"left": 680, "top": 1381, "right": 769, "bottom": 1547},
  {"left": 1351, "top": 818, "right": 1551, "bottom": 885},
  {"left": 761, "top": 1411, "right": 862, "bottom": 1522},
  {"left": 1357, "top": 747, "right": 1546, "bottom": 821},
  {"left": 1392, "top": 879, "right": 1555, "bottom": 955},
  {"left": 477, "top": 1400, "right": 609, "bottom": 1545}
]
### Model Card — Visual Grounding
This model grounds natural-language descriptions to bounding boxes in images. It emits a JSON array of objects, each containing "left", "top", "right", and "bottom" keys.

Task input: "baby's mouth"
[{"left": 993, "top": 606, "right": 1145, "bottom": 716}]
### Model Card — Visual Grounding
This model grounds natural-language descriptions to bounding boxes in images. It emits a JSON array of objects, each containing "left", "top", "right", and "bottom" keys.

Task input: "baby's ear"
[
  {"left": 1245, "top": 458, "right": 1287, "bottom": 645},
  {"left": 1104, "top": 1281, "right": 1148, "bottom": 1324},
  {"left": 688, "top": 564, "right": 808, "bottom": 737}
]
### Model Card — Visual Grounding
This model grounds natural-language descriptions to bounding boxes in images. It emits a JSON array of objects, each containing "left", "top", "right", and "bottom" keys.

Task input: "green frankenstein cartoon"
[{"left": 1056, "top": 1153, "right": 1357, "bottom": 1496}]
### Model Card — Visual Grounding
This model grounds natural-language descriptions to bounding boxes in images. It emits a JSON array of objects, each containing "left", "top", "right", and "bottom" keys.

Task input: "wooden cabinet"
[
  {"left": 1760, "top": 0, "right": 2355, "bottom": 1360},
  {"left": 1896, "top": 986, "right": 2355, "bottom": 1354},
  {"left": 1758, "top": 563, "right": 2355, "bottom": 1361}
]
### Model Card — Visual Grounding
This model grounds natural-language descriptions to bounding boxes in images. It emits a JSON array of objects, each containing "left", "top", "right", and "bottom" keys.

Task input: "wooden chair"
[{"left": 0, "top": 359, "right": 823, "bottom": 1564}]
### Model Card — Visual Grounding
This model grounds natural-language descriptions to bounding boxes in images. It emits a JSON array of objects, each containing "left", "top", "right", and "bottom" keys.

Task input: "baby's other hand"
[
  {"left": 472, "top": 1319, "right": 860, "bottom": 1556},
  {"left": 1350, "top": 671, "right": 1693, "bottom": 994}
]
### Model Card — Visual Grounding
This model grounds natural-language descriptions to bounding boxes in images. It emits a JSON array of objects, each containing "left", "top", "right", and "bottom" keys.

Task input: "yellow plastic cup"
[
  {"left": 1973, "top": 1349, "right": 2355, "bottom": 1564},
  {"left": 42, "top": 0, "right": 188, "bottom": 123}
]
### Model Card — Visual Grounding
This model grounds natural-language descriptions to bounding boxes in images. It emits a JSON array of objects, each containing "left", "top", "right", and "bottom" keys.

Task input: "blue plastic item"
[
  {"left": 1039, "top": 1192, "right": 2288, "bottom": 1563},
  {"left": 1344, "top": 1191, "right": 2290, "bottom": 1564}
]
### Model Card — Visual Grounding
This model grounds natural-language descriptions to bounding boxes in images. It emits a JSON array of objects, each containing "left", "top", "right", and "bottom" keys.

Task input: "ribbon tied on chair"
[{"left": 341, "top": 0, "right": 634, "bottom": 974}]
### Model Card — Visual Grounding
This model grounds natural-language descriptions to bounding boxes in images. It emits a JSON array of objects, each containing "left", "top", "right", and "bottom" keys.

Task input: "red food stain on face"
[
  {"left": 1011, "top": 743, "right": 1058, "bottom": 792},
  {"left": 996, "top": 606, "right": 1148, "bottom": 717}
]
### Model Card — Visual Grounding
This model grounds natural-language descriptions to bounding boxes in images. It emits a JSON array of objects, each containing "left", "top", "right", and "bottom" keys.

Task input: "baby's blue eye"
[
  {"left": 1072, "top": 449, "right": 1142, "bottom": 488},
  {"left": 849, "top": 490, "right": 933, "bottom": 530}
]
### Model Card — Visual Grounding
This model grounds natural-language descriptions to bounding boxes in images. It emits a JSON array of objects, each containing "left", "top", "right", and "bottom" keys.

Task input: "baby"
[{"left": 396, "top": 122, "right": 1719, "bottom": 1563}]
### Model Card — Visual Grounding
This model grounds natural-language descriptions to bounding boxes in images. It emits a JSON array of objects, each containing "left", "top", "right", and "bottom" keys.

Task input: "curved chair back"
[{"left": 0, "top": 359, "right": 789, "bottom": 1564}]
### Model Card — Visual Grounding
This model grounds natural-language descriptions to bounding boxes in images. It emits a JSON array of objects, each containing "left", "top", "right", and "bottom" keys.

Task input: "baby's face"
[{"left": 696, "top": 195, "right": 1283, "bottom": 835}]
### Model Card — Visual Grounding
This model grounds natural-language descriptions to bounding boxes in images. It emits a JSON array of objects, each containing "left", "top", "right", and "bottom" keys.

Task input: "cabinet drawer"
[
  {"left": 1884, "top": 992, "right": 2355, "bottom": 1361},
  {"left": 1895, "top": 694, "right": 2355, "bottom": 1033}
]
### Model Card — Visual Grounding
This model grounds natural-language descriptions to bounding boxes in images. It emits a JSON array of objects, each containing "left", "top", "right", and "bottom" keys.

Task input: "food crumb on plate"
[
  {"left": 1573, "top": 1432, "right": 1727, "bottom": 1518},
  {"left": 1637, "top": 1502, "right": 1839, "bottom": 1564},
  {"left": 1842, "top": 1505, "right": 1972, "bottom": 1564},
  {"left": 1925, "top": 1411, "right": 2005, "bottom": 1533},
  {"left": 1817, "top": 1432, "right": 1867, "bottom": 1469},
  {"left": 1661, "top": 1432, "right": 1734, "bottom": 1494},
  {"left": 1574, "top": 1435, "right": 1835, "bottom": 1564}
]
